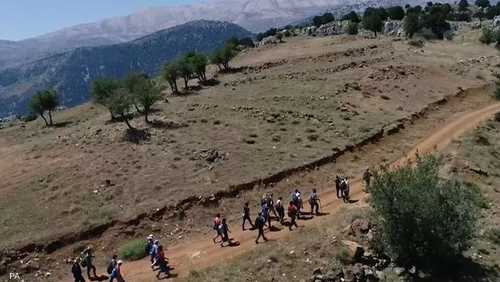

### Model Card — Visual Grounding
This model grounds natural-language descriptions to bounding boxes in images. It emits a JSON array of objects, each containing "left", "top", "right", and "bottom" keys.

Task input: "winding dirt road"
[{"left": 116, "top": 101, "right": 500, "bottom": 281}]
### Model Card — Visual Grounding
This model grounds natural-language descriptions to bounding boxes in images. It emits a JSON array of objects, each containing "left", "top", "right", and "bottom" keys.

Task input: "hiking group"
[
  {"left": 145, "top": 234, "right": 171, "bottom": 279},
  {"left": 71, "top": 234, "right": 171, "bottom": 282},
  {"left": 70, "top": 170, "right": 370, "bottom": 281},
  {"left": 71, "top": 246, "right": 125, "bottom": 282},
  {"left": 211, "top": 170, "right": 371, "bottom": 245}
]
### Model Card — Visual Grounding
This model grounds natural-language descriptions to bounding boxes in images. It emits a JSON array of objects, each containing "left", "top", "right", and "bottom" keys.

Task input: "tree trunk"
[
  {"left": 48, "top": 110, "right": 53, "bottom": 126},
  {"left": 134, "top": 104, "right": 144, "bottom": 114},
  {"left": 121, "top": 114, "right": 134, "bottom": 130},
  {"left": 144, "top": 107, "right": 151, "bottom": 123},
  {"left": 183, "top": 77, "right": 189, "bottom": 89},
  {"left": 40, "top": 113, "right": 49, "bottom": 127}
]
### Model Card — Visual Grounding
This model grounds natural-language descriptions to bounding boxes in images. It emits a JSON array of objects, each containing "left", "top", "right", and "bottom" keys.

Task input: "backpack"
[
  {"left": 107, "top": 261, "right": 115, "bottom": 275},
  {"left": 80, "top": 258, "right": 87, "bottom": 268},
  {"left": 255, "top": 216, "right": 265, "bottom": 228}
]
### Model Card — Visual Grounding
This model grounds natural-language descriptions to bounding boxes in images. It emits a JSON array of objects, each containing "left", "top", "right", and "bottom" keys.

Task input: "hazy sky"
[{"left": 0, "top": 0, "right": 196, "bottom": 41}]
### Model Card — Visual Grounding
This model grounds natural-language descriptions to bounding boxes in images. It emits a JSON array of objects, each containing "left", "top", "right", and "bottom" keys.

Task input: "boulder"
[
  {"left": 350, "top": 218, "right": 371, "bottom": 235},
  {"left": 341, "top": 240, "right": 365, "bottom": 263}
]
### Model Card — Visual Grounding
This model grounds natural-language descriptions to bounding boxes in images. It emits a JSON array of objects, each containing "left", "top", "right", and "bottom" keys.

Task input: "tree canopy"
[{"left": 29, "top": 89, "right": 59, "bottom": 126}]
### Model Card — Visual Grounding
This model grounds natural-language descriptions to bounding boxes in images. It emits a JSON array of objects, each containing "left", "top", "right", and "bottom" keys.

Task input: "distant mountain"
[
  {"left": 0, "top": 0, "right": 457, "bottom": 69},
  {"left": 0, "top": 20, "right": 252, "bottom": 118}
]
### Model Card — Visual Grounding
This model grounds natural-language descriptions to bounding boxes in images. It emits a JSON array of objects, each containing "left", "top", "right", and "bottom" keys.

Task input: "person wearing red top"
[
  {"left": 287, "top": 201, "right": 299, "bottom": 231},
  {"left": 212, "top": 213, "right": 222, "bottom": 243}
]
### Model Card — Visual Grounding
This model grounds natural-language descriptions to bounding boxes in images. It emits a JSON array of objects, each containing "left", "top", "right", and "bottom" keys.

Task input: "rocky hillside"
[
  {"left": 0, "top": 0, "right": 459, "bottom": 69},
  {"left": 0, "top": 20, "right": 252, "bottom": 118}
]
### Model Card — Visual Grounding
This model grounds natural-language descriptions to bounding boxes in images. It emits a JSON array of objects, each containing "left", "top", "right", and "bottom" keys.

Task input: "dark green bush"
[
  {"left": 370, "top": 156, "right": 480, "bottom": 270},
  {"left": 346, "top": 21, "right": 359, "bottom": 35},
  {"left": 118, "top": 239, "right": 147, "bottom": 261}
]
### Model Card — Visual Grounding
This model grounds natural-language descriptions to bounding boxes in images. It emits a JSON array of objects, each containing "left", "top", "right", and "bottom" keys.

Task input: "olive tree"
[
  {"left": 91, "top": 78, "right": 121, "bottom": 120},
  {"left": 163, "top": 62, "right": 179, "bottom": 94},
  {"left": 370, "top": 156, "right": 481, "bottom": 270},
  {"left": 107, "top": 87, "right": 135, "bottom": 130},
  {"left": 29, "top": 89, "right": 59, "bottom": 126},
  {"left": 128, "top": 76, "right": 162, "bottom": 123}
]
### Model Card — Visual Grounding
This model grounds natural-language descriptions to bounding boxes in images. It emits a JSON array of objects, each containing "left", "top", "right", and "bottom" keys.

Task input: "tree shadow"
[
  {"left": 218, "top": 66, "right": 248, "bottom": 74},
  {"left": 199, "top": 78, "right": 220, "bottom": 86},
  {"left": 149, "top": 119, "right": 188, "bottom": 130},
  {"left": 414, "top": 256, "right": 499, "bottom": 282},
  {"left": 51, "top": 121, "right": 73, "bottom": 128},
  {"left": 124, "top": 128, "right": 151, "bottom": 144}
]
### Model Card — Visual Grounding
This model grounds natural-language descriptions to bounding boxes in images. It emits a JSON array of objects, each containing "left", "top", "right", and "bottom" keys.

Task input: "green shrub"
[
  {"left": 370, "top": 156, "right": 480, "bottom": 270},
  {"left": 479, "top": 27, "right": 495, "bottom": 44},
  {"left": 118, "top": 239, "right": 147, "bottom": 261},
  {"left": 346, "top": 21, "right": 359, "bottom": 35}
]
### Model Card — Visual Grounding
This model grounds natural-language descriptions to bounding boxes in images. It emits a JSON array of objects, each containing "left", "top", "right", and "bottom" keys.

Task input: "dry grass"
[{"left": 0, "top": 34, "right": 499, "bottom": 252}]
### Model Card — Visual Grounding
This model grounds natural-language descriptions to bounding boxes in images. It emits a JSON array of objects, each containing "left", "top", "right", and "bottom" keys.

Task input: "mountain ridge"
[
  {"left": 0, "top": 0, "right": 456, "bottom": 69},
  {"left": 0, "top": 20, "right": 252, "bottom": 118}
]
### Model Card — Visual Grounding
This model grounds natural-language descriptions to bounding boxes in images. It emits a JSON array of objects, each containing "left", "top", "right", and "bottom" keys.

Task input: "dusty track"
[{"left": 116, "top": 101, "right": 500, "bottom": 281}]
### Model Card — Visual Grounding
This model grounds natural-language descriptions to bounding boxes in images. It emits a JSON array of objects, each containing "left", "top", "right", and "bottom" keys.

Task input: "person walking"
[
  {"left": 242, "top": 202, "right": 254, "bottom": 231},
  {"left": 261, "top": 201, "right": 272, "bottom": 229},
  {"left": 308, "top": 189, "right": 320, "bottom": 215},
  {"left": 71, "top": 257, "right": 86, "bottom": 282},
  {"left": 219, "top": 218, "right": 231, "bottom": 247},
  {"left": 287, "top": 201, "right": 299, "bottom": 231},
  {"left": 81, "top": 247, "right": 97, "bottom": 279},
  {"left": 275, "top": 197, "right": 285, "bottom": 224},
  {"left": 363, "top": 168, "right": 372, "bottom": 189},
  {"left": 145, "top": 235, "right": 154, "bottom": 264},
  {"left": 107, "top": 255, "right": 118, "bottom": 278},
  {"left": 110, "top": 260, "right": 125, "bottom": 282},
  {"left": 254, "top": 212, "right": 268, "bottom": 244},
  {"left": 156, "top": 245, "right": 170, "bottom": 279},
  {"left": 266, "top": 193, "right": 278, "bottom": 219},
  {"left": 212, "top": 213, "right": 222, "bottom": 243},
  {"left": 335, "top": 176, "right": 341, "bottom": 199},
  {"left": 150, "top": 240, "right": 160, "bottom": 270}
]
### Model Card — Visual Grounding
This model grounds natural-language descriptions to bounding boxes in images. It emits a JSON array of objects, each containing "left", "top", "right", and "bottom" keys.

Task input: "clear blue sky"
[{"left": 0, "top": 0, "right": 196, "bottom": 41}]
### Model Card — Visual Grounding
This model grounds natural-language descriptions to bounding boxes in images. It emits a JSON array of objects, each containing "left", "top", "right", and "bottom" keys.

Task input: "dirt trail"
[{"left": 113, "top": 101, "right": 500, "bottom": 281}]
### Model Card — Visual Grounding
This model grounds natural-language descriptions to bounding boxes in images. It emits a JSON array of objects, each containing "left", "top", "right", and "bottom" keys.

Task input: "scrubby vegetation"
[
  {"left": 29, "top": 89, "right": 59, "bottom": 127},
  {"left": 312, "top": 12, "right": 335, "bottom": 27},
  {"left": 346, "top": 21, "right": 359, "bottom": 35},
  {"left": 118, "top": 239, "right": 147, "bottom": 261},
  {"left": 370, "top": 156, "right": 481, "bottom": 271}
]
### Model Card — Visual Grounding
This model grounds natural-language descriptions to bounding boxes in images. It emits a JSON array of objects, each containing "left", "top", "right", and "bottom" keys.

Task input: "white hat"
[
  {"left": 117, "top": 260, "right": 123, "bottom": 265},
  {"left": 147, "top": 234, "right": 154, "bottom": 240}
]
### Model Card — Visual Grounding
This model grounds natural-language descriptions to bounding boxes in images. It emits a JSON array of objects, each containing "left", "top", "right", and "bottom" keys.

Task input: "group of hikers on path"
[
  {"left": 70, "top": 169, "right": 371, "bottom": 281},
  {"left": 211, "top": 170, "right": 371, "bottom": 246},
  {"left": 71, "top": 234, "right": 173, "bottom": 281},
  {"left": 145, "top": 234, "right": 171, "bottom": 279},
  {"left": 212, "top": 169, "right": 372, "bottom": 246},
  {"left": 71, "top": 247, "right": 125, "bottom": 282}
]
